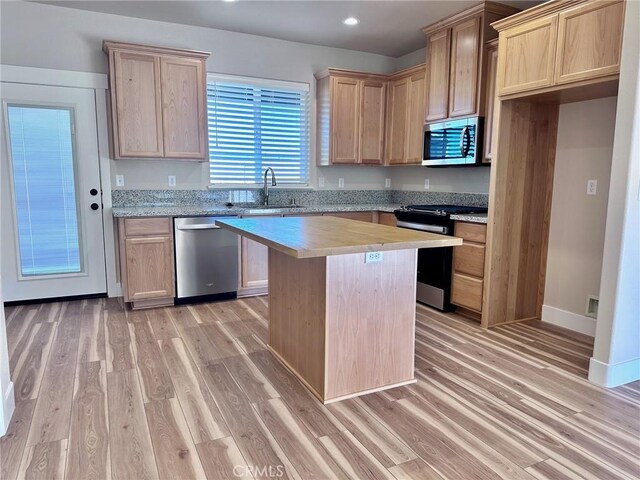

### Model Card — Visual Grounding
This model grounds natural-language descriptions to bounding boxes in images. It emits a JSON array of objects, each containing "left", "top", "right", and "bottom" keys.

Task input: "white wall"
[
  {"left": 542, "top": 97, "right": 617, "bottom": 336},
  {"left": 395, "top": 47, "right": 427, "bottom": 70},
  {"left": 0, "top": 1, "right": 396, "bottom": 191},
  {"left": 390, "top": 166, "right": 490, "bottom": 193},
  {"left": 589, "top": 0, "right": 640, "bottom": 388}
]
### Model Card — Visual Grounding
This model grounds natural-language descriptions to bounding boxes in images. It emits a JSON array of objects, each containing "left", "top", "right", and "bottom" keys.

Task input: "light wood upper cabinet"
[
  {"left": 425, "top": 29, "right": 451, "bottom": 122},
  {"left": 385, "top": 78, "right": 408, "bottom": 165},
  {"left": 422, "top": 3, "right": 519, "bottom": 124},
  {"left": 554, "top": 0, "right": 624, "bottom": 84},
  {"left": 497, "top": 15, "right": 558, "bottom": 95},
  {"left": 161, "top": 56, "right": 207, "bottom": 159},
  {"left": 359, "top": 80, "right": 386, "bottom": 165},
  {"left": 448, "top": 16, "right": 481, "bottom": 118},
  {"left": 112, "top": 51, "right": 164, "bottom": 157},
  {"left": 104, "top": 41, "right": 209, "bottom": 161},
  {"left": 330, "top": 76, "right": 361, "bottom": 164},
  {"left": 494, "top": 0, "right": 625, "bottom": 97},
  {"left": 405, "top": 71, "right": 426, "bottom": 164}
]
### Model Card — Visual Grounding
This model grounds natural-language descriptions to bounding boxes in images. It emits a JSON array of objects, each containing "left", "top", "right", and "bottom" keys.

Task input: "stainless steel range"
[{"left": 394, "top": 204, "right": 488, "bottom": 311}]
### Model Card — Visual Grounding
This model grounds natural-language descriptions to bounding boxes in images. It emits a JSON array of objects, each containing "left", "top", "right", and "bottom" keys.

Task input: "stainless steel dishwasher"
[{"left": 174, "top": 216, "right": 239, "bottom": 302}]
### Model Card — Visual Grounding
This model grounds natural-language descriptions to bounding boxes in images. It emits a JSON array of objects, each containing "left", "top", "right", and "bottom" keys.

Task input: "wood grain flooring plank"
[
  {"left": 144, "top": 398, "right": 207, "bottom": 480},
  {"left": 223, "top": 354, "right": 279, "bottom": 403},
  {"left": 201, "top": 322, "right": 244, "bottom": 359},
  {"left": 47, "top": 314, "right": 80, "bottom": 368},
  {"left": 129, "top": 323, "right": 174, "bottom": 403},
  {"left": 7, "top": 308, "right": 37, "bottom": 365},
  {"left": 159, "top": 337, "right": 229, "bottom": 443},
  {"left": 181, "top": 325, "right": 224, "bottom": 366},
  {"left": 147, "top": 309, "right": 179, "bottom": 342},
  {"left": 104, "top": 310, "right": 134, "bottom": 374},
  {"left": 525, "top": 458, "right": 586, "bottom": 480},
  {"left": 248, "top": 350, "right": 345, "bottom": 438},
  {"left": 563, "top": 412, "right": 640, "bottom": 458},
  {"left": 206, "top": 301, "right": 243, "bottom": 323},
  {"left": 17, "top": 439, "right": 67, "bottom": 480},
  {"left": 360, "top": 393, "right": 503, "bottom": 480},
  {"left": 252, "top": 398, "right": 347, "bottom": 479},
  {"left": 32, "top": 302, "right": 64, "bottom": 323},
  {"left": 167, "top": 306, "right": 199, "bottom": 332},
  {"left": 12, "top": 322, "right": 55, "bottom": 403},
  {"left": 236, "top": 334, "right": 267, "bottom": 355},
  {"left": 326, "top": 400, "right": 417, "bottom": 468},
  {"left": 66, "top": 361, "right": 110, "bottom": 480},
  {"left": 107, "top": 369, "right": 159, "bottom": 480},
  {"left": 0, "top": 399, "right": 36, "bottom": 480},
  {"left": 201, "top": 363, "right": 292, "bottom": 480},
  {"left": 389, "top": 458, "right": 445, "bottom": 480},
  {"left": 318, "top": 430, "right": 394, "bottom": 480},
  {"left": 519, "top": 320, "right": 594, "bottom": 346},
  {"left": 78, "top": 302, "right": 106, "bottom": 364},
  {"left": 26, "top": 351, "right": 77, "bottom": 446},
  {"left": 196, "top": 436, "right": 254, "bottom": 479}
]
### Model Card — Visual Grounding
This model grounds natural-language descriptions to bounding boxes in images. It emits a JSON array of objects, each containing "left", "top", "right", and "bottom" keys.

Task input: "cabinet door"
[
  {"left": 330, "top": 76, "right": 360, "bottom": 164},
  {"left": 497, "top": 15, "right": 558, "bottom": 96},
  {"left": 449, "top": 17, "right": 481, "bottom": 118},
  {"left": 451, "top": 273, "right": 483, "bottom": 312},
  {"left": 377, "top": 212, "right": 397, "bottom": 227},
  {"left": 386, "top": 78, "right": 409, "bottom": 165},
  {"left": 324, "top": 212, "right": 373, "bottom": 223},
  {"left": 425, "top": 29, "right": 451, "bottom": 122},
  {"left": 359, "top": 80, "right": 386, "bottom": 165},
  {"left": 483, "top": 43, "right": 499, "bottom": 163},
  {"left": 125, "top": 236, "right": 174, "bottom": 300},
  {"left": 240, "top": 237, "right": 269, "bottom": 289},
  {"left": 161, "top": 56, "right": 207, "bottom": 159},
  {"left": 555, "top": 0, "right": 624, "bottom": 85},
  {"left": 113, "top": 51, "right": 164, "bottom": 158},
  {"left": 405, "top": 71, "right": 426, "bottom": 165}
]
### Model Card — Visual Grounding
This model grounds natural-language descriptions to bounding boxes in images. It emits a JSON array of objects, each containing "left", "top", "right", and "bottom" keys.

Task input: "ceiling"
[{"left": 35, "top": 0, "right": 541, "bottom": 57}]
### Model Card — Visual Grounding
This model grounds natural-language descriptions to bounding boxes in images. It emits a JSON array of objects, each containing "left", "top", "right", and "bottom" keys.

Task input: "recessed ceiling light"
[{"left": 342, "top": 16, "right": 360, "bottom": 26}]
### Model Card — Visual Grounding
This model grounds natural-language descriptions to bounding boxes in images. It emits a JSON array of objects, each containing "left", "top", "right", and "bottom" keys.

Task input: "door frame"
[{"left": 0, "top": 65, "right": 119, "bottom": 297}]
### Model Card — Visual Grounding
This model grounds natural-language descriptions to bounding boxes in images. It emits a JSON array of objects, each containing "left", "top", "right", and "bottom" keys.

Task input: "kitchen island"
[{"left": 216, "top": 216, "right": 462, "bottom": 403}]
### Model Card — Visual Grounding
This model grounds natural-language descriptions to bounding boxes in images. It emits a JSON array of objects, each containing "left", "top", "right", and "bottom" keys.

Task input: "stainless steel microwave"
[{"left": 423, "top": 117, "right": 484, "bottom": 166}]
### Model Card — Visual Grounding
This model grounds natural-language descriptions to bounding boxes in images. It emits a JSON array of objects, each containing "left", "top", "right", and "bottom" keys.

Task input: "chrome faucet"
[{"left": 263, "top": 167, "right": 277, "bottom": 206}]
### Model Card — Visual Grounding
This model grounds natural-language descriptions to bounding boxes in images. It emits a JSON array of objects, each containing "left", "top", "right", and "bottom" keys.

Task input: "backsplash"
[{"left": 111, "top": 189, "right": 488, "bottom": 208}]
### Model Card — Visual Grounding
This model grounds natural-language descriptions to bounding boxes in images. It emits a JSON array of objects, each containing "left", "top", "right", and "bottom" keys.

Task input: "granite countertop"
[
  {"left": 216, "top": 216, "right": 461, "bottom": 258},
  {"left": 111, "top": 203, "right": 402, "bottom": 218},
  {"left": 450, "top": 213, "right": 488, "bottom": 224}
]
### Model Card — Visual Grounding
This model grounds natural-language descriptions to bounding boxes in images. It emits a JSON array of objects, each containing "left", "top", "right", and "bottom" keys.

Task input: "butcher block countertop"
[{"left": 216, "top": 216, "right": 462, "bottom": 259}]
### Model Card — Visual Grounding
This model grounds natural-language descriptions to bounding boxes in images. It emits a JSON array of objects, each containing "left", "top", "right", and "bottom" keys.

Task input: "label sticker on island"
[{"left": 364, "top": 251, "right": 383, "bottom": 264}]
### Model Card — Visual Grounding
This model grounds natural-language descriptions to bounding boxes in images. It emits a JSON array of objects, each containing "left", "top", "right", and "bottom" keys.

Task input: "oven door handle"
[{"left": 396, "top": 220, "right": 449, "bottom": 235}]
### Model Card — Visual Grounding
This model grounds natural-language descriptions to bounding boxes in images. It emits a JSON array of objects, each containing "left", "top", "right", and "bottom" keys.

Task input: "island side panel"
[
  {"left": 268, "top": 248, "right": 327, "bottom": 399},
  {"left": 324, "top": 249, "right": 417, "bottom": 401}
]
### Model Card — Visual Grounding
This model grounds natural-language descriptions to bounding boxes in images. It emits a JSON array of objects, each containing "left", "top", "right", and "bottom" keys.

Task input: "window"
[
  {"left": 207, "top": 74, "right": 310, "bottom": 185},
  {"left": 6, "top": 105, "right": 82, "bottom": 276}
]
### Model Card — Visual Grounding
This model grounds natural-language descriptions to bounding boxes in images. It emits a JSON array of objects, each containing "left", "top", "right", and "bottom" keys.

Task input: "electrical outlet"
[
  {"left": 587, "top": 179, "right": 597, "bottom": 195},
  {"left": 168, "top": 175, "right": 176, "bottom": 187},
  {"left": 338, "top": 178, "right": 345, "bottom": 189},
  {"left": 385, "top": 178, "right": 391, "bottom": 188},
  {"left": 364, "top": 251, "right": 383, "bottom": 264},
  {"left": 115, "top": 175, "right": 124, "bottom": 187},
  {"left": 424, "top": 178, "right": 430, "bottom": 190},
  {"left": 318, "top": 177, "right": 325, "bottom": 188}
]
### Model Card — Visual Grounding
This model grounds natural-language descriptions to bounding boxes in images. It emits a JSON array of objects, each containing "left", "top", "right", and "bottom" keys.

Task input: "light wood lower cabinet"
[
  {"left": 378, "top": 212, "right": 397, "bottom": 227},
  {"left": 118, "top": 217, "right": 175, "bottom": 309},
  {"left": 239, "top": 237, "right": 269, "bottom": 296},
  {"left": 451, "top": 221, "right": 487, "bottom": 318}
]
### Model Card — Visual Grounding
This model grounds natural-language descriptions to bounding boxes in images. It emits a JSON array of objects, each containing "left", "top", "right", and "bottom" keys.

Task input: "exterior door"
[{"left": 1, "top": 83, "right": 106, "bottom": 301}]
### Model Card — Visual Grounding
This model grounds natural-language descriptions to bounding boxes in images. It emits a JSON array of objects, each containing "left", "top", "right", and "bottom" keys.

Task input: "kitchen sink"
[{"left": 244, "top": 205, "right": 305, "bottom": 215}]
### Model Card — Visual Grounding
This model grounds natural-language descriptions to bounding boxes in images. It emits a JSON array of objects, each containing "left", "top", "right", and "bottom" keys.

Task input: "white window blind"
[{"left": 207, "top": 74, "right": 310, "bottom": 185}]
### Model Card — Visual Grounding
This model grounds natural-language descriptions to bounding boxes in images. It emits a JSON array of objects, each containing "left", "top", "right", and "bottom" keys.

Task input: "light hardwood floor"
[{"left": 1, "top": 297, "right": 639, "bottom": 480}]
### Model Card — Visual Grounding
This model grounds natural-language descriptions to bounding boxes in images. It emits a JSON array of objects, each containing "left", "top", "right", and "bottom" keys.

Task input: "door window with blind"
[{"left": 207, "top": 74, "right": 310, "bottom": 185}]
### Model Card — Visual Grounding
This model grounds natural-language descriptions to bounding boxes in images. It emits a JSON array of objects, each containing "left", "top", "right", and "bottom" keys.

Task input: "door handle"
[
  {"left": 90, "top": 188, "right": 99, "bottom": 196},
  {"left": 90, "top": 203, "right": 100, "bottom": 210}
]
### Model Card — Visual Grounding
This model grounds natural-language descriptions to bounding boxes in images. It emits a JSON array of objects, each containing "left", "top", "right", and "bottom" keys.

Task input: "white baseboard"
[
  {"left": 541, "top": 304, "right": 596, "bottom": 337},
  {"left": 1, "top": 381, "right": 15, "bottom": 436},
  {"left": 589, "top": 357, "right": 640, "bottom": 387}
]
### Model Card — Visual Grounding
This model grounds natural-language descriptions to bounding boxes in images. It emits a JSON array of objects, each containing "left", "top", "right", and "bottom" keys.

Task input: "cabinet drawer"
[
  {"left": 453, "top": 243, "right": 485, "bottom": 278},
  {"left": 378, "top": 212, "right": 397, "bottom": 227},
  {"left": 124, "top": 217, "right": 172, "bottom": 236},
  {"left": 454, "top": 222, "right": 486, "bottom": 244},
  {"left": 451, "top": 273, "right": 483, "bottom": 312}
]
